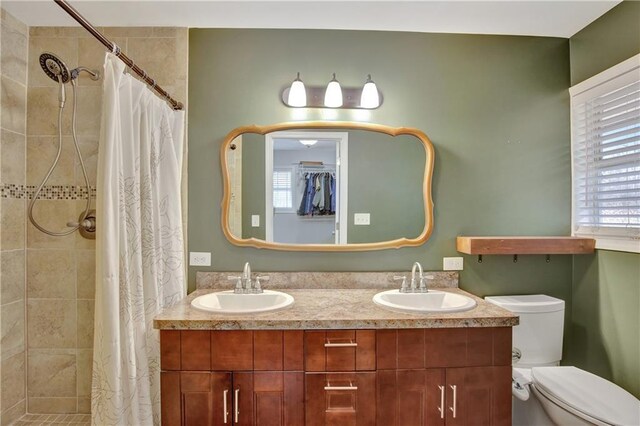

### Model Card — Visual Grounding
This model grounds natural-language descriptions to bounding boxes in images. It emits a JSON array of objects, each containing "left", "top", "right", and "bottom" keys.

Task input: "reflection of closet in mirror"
[
  {"left": 226, "top": 135, "right": 243, "bottom": 237},
  {"left": 265, "top": 131, "right": 348, "bottom": 244}
]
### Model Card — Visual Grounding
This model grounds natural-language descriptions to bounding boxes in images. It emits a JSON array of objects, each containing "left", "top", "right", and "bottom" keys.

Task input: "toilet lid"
[{"left": 532, "top": 366, "right": 640, "bottom": 426}]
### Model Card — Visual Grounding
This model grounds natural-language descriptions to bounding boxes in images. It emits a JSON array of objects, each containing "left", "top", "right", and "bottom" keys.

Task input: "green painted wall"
[
  {"left": 188, "top": 29, "right": 573, "bottom": 321},
  {"left": 567, "top": 1, "right": 640, "bottom": 398},
  {"left": 570, "top": 1, "right": 640, "bottom": 85}
]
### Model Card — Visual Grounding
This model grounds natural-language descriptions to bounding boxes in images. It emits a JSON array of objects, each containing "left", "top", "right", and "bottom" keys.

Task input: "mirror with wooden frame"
[{"left": 221, "top": 121, "right": 435, "bottom": 251}]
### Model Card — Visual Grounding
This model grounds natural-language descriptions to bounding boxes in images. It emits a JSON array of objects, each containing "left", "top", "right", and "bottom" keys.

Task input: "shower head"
[{"left": 39, "top": 52, "right": 70, "bottom": 83}]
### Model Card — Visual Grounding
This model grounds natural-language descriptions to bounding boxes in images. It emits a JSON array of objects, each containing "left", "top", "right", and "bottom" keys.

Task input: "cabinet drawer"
[
  {"left": 305, "top": 372, "right": 376, "bottom": 425},
  {"left": 305, "top": 330, "right": 376, "bottom": 371}
]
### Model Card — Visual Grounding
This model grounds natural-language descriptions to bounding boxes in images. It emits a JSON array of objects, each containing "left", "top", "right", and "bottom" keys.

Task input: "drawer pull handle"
[
  {"left": 234, "top": 389, "right": 240, "bottom": 423},
  {"left": 449, "top": 384, "right": 457, "bottom": 418},
  {"left": 223, "top": 389, "right": 229, "bottom": 424},
  {"left": 324, "top": 340, "right": 357, "bottom": 347},
  {"left": 438, "top": 385, "right": 445, "bottom": 419},
  {"left": 324, "top": 381, "right": 358, "bottom": 391}
]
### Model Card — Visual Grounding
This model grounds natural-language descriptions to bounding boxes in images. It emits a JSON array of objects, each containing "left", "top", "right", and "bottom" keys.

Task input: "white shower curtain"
[{"left": 92, "top": 53, "right": 186, "bottom": 426}]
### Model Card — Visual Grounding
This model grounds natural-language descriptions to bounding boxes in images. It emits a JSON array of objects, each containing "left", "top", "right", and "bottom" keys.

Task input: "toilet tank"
[{"left": 485, "top": 295, "right": 565, "bottom": 367}]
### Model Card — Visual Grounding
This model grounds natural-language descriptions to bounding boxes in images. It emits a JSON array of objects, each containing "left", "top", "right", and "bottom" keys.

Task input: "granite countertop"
[{"left": 153, "top": 287, "right": 518, "bottom": 330}]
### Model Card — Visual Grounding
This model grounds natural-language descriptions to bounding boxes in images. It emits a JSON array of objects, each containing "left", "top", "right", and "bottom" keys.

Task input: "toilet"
[{"left": 485, "top": 294, "right": 640, "bottom": 426}]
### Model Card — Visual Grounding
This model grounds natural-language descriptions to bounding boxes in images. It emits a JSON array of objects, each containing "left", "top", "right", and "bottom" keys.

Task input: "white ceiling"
[{"left": 2, "top": 0, "right": 621, "bottom": 38}]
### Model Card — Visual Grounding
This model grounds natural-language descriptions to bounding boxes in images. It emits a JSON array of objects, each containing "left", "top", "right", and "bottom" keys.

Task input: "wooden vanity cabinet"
[
  {"left": 160, "top": 330, "right": 305, "bottom": 426},
  {"left": 375, "top": 328, "right": 512, "bottom": 426}
]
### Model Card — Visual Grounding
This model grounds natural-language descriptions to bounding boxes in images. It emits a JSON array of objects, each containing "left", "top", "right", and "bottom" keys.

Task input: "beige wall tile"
[
  {"left": 152, "top": 27, "right": 179, "bottom": 38},
  {"left": 1, "top": 15, "right": 28, "bottom": 85},
  {"left": 126, "top": 37, "right": 177, "bottom": 87},
  {"left": 74, "top": 87, "right": 102, "bottom": 137},
  {"left": 27, "top": 397, "right": 76, "bottom": 414},
  {"left": 74, "top": 199, "right": 96, "bottom": 250},
  {"left": 28, "top": 36, "right": 78, "bottom": 88},
  {"left": 1, "top": 76, "right": 26, "bottom": 134},
  {"left": 103, "top": 27, "right": 153, "bottom": 38},
  {"left": 0, "top": 398, "right": 25, "bottom": 426},
  {"left": 75, "top": 136, "right": 98, "bottom": 187},
  {"left": 27, "top": 299, "right": 75, "bottom": 348},
  {"left": 27, "top": 249, "right": 75, "bottom": 299},
  {"left": 76, "top": 250, "right": 95, "bottom": 300},
  {"left": 77, "top": 37, "right": 126, "bottom": 87},
  {"left": 1, "top": 300, "right": 24, "bottom": 359},
  {"left": 26, "top": 135, "right": 75, "bottom": 186},
  {"left": 1, "top": 198, "right": 25, "bottom": 250},
  {"left": 76, "top": 300, "right": 94, "bottom": 349},
  {"left": 29, "top": 27, "right": 60, "bottom": 38},
  {"left": 1, "top": 249, "right": 25, "bottom": 305},
  {"left": 27, "top": 200, "right": 76, "bottom": 249},
  {"left": 77, "top": 397, "right": 91, "bottom": 414},
  {"left": 0, "top": 129, "right": 26, "bottom": 185},
  {"left": 1, "top": 9, "right": 28, "bottom": 35},
  {"left": 1, "top": 351, "right": 25, "bottom": 410},
  {"left": 27, "top": 86, "right": 72, "bottom": 136},
  {"left": 27, "top": 349, "right": 76, "bottom": 397},
  {"left": 76, "top": 349, "right": 92, "bottom": 397}
]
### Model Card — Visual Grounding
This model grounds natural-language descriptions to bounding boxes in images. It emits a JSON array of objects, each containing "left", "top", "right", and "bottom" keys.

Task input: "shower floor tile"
[{"left": 12, "top": 414, "right": 90, "bottom": 425}]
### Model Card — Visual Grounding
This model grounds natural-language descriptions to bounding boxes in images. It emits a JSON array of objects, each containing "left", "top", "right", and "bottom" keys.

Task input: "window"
[
  {"left": 273, "top": 168, "right": 294, "bottom": 212},
  {"left": 570, "top": 54, "right": 640, "bottom": 253}
]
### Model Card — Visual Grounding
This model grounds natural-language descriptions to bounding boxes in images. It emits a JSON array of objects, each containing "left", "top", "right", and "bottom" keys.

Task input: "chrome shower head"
[{"left": 39, "top": 52, "right": 70, "bottom": 83}]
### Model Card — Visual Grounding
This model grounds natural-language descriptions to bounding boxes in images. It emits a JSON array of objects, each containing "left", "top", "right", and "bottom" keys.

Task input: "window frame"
[
  {"left": 570, "top": 53, "right": 640, "bottom": 253},
  {"left": 272, "top": 166, "right": 295, "bottom": 214}
]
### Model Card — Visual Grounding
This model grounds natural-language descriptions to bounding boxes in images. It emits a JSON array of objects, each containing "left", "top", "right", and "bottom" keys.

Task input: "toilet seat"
[{"left": 532, "top": 366, "right": 640, "bottom": 426}]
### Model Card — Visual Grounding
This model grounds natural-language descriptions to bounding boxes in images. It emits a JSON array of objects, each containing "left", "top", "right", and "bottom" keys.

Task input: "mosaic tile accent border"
[{"left": 0, "top": 184, "right": 97, "bottom": 200}]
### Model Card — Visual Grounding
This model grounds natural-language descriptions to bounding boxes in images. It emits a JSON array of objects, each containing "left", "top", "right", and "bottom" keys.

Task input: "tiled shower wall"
[
  {"left": 24, "top": 26, "right": 188, "bottom": 414},
  {"left": 0, "top": 17, "right": 188, "bottom": 418},
  {"left": 1, "top": 8, "right": 28, "bottom": 426}
]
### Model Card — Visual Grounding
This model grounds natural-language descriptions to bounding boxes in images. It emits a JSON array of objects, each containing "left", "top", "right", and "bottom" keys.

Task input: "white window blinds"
[
  {"left": 273, "top": 169, "right": 293, "bottom": 209},
  {"left": 571, "top": 55, "right": 640, "bottom": 251}
]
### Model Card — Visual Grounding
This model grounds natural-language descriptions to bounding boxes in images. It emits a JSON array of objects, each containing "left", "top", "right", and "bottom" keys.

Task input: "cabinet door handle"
[
  {"left": 449, "top": 385, "right": 457, "bottom": 418},
  {"left": 223, "top": 389, "right": 229, "bottom": 424},
  {"left": 324, "top": 339, "right": 357, "bottom": 347},
  {"left": 438, "top": 385, "right": 445, "bottom": 419},
  {"left": 324, "top": 381, "right": 358, "bottom": 391},
  {"left": 234, "top": 389, "right": 240, "bottom": 423}
]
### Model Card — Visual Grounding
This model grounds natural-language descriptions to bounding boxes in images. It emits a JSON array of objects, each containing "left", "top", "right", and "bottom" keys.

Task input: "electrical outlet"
[
  {"left": 189, "top": 252, "right": 211, "bottom": 266},
  {"left": 354, "top": 213, "right": 370, "bottom": 225},
  {"left": 443, "top": 257, "right": 464, "bottom": 271},
  {"left": 251, "top": 215, "right": 260, "bottom": 227}
]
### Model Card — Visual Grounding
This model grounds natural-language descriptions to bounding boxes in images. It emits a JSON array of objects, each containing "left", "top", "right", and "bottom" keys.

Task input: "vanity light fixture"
[
  {"left": 287, "top": 72, "right": 306, "bottom": 107},
  {"left": 299, "top": 139, "right": 318, "bottom": 147},
  {"left": 324, "top": 73, "right": 343, "bottom": 108},
  {"left": 281, "top": 73, "right": 383, "bottom": 109},
  {"left": 360, "top": 74, "right": 380, "bottom": 109}
]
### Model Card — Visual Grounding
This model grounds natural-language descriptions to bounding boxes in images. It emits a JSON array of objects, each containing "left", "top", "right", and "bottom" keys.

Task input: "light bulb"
[
  {"left": 360, "top": 74, "right": 380, "bottom": 108},
  {"left": 300, "top": 139, "right": 318, "bottom": 147},
  {"left": 324, "top": 73, "right": 343, "bottom": 108},
  {"left": 287, "top": 72, "right": 306, "bottom": 107}
]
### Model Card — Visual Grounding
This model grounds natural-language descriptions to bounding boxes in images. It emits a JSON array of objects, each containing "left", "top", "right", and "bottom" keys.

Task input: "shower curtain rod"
[{"left": 54, "top": 0, "right": 184, "bottom": 110}]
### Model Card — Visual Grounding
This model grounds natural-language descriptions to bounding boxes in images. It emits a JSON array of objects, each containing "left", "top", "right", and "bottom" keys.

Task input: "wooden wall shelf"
[{"left": 456, "top": 236, "right": 596, "bottom": 255}]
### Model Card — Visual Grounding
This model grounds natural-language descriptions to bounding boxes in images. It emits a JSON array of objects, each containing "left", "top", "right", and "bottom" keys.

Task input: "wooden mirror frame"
[{"left": 220, "top": 121, "right": 435, "bottom": 251}]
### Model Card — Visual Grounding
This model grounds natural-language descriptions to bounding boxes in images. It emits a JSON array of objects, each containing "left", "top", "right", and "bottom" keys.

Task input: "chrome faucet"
[
  {"left": 395, "top": 262, "right": 433, "bottom": 293},
  {"left": 228, "top": 262, "right": 268, "bottom": 294}
]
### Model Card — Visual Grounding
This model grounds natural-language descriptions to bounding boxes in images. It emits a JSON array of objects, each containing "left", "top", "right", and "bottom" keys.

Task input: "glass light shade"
[
  {"left": 324, "top": 73, "right": 343, "bottom": 108},
  {"left": 300, "top": 139, "right": 318, "bottom": 147},
  {"left": 287, "top": 72, "right": 306, "bottom": 107},
  {"left": 360, "top": 75, "right": 380, "bottom": 108}
]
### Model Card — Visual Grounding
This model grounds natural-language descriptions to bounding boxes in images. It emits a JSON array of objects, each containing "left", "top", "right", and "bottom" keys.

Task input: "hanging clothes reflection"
[{"left": 298, "top": 172, "right": 336, "bottom": 216}]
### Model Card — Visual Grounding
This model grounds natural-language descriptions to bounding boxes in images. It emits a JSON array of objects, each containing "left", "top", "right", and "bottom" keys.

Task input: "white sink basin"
[
  {"left": 373, "top": 289, "right": 476, "bottom": 313},
  {"left": 191, "top": 290, "right": 294, "bottom": 314}
]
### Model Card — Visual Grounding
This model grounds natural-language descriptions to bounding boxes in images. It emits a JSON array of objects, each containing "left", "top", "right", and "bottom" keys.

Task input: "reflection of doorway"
[{"left": 265, "top": 131, "right": 348, "bottom": 244}]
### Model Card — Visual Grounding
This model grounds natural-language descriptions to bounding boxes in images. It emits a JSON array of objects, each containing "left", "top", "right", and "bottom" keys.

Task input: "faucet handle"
[
  {"left": 418, "top": 274, "right": 434, "bottom": 292},
  {"left": 228, "top": 275, "right": 243, "bottom": 293},
  {"left": 254, "top": 276, "right": 269, "bottom": 293},
  {"left": 393, "top": 275, "right": 408, "bottom": 292}
]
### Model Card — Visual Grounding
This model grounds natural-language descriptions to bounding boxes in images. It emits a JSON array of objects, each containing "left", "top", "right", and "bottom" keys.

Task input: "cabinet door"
[
  {"left": 445, "top": 366, "right": 511, "bottom": 426},
  {"left": 305, "top": 372, "right": 376, "bottom": 425},
  {"left": 177, "top": 372, "right": 231, "bottom": 426},
  {"left": 376, "top": 369, "right": 446, "bottom": 426}
]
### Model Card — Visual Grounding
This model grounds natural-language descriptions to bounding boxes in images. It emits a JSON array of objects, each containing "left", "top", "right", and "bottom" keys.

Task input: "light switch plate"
[
  {"left": 190, "top": 252, "right": 211, "bottom": 266},
  {"left": 443, "top": 257, "right": 464, "bottom": 271},
  {"left": 354, "top": 213, "right": 370, "bottom": 225},
  {"left": 251, "top": 215, "right": 260, "bottom": 227}
]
